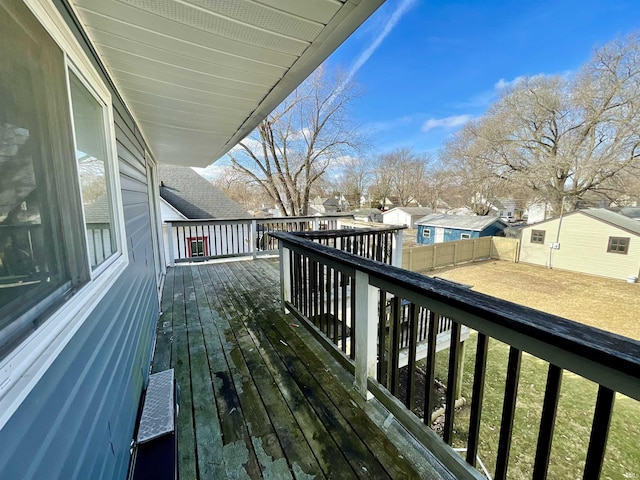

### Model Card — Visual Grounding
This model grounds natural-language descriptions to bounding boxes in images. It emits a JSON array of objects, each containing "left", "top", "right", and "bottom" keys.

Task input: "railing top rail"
[
  {"left": 166, "top": 214, "right": 355, "bottom": 227},
  {"left": 272, "top": 231, "right": 640, "bottom": 398},
  {"left": 166, "top": 217, "right": 253, "bottom": 226},
  {"left": 292, "top": 225, "right": 406, "bottom": 239}
]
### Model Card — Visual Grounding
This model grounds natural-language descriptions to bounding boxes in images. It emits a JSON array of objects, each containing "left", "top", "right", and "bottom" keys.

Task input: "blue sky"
[{"left": 325, "top": 0, "right": 640, "bottom": 156}]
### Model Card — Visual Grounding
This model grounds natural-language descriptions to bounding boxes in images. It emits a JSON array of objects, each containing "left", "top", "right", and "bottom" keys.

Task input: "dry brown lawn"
[{"left": 426, "top": 260, "right": 640, "bottom": 340}]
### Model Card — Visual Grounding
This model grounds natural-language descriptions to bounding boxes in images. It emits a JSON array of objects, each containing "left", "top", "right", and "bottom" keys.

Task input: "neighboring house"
[
  {"left": 432, "top": 198, "right": 451, "bottom": 214},
  {"left": 519, "top": 209, "right": 640, "bottom": 281},
  {"left": 159, "top": 165, "right": 252, "bottom": 260},
  {"left": 383, "top": 207, "right": 433, "bottom": 228},
  {"left": 0, "top": 2, "right": 378, "bottom": 479},
  {"left": 525, "top": 200, "right": 553, "bottom": 224},
  {"left": 351, "top": 208, "right": 384, "bottom": 223},
  {"left": 445, "top": 206, "right": 475, "bottom": 216},
  {"left": 309, "top": 196, "right": 341, "bottom": 214},
  {"left": 416, "top": 214, "right": 508, "bottom": 245},
  {"left": 494, "top": 198, "right": 518, "bottom": 222},
  {"left": 159, "top": 165, "right": 248, "bottom": 219}
]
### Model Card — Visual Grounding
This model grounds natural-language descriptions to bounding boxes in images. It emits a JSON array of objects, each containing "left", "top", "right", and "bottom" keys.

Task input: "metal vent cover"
[{"left": 137, "top": 369, "right": 175, "bottom": 444}]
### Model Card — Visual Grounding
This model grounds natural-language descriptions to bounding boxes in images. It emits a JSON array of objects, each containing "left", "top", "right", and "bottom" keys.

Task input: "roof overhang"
[{"left": 68, "top": 0, "right": 385, "bottom": 167}]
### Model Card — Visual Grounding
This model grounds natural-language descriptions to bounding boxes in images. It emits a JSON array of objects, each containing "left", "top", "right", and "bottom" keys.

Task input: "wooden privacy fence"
[{"left": 403, "top": 237, "right": 520, "bottom": 272}]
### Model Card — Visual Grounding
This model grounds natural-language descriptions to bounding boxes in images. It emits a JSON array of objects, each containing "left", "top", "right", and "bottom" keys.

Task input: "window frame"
[
  {"left": 607, "top": 236, "right": 629, "bottom": 255},
  {"left": 421, "top": 228, "right": 431, "bottom": 239},
  {"left": 187, "top": 236, "right": 209, "bottom": 257},
  {"left": 531, "top": 229, "right": 546, "bottom": 244},
  {"left": 66, "top": 61, "right": 124, "bottom": 276},
  {"left": 460, "top": 233, "right": 471, "bottom": 240},
  {"left": 0, "top": 0, "right": 128, "bottom": 429}
]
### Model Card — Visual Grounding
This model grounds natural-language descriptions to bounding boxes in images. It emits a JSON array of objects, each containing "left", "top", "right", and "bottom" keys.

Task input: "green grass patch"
[{"left": 433, "top": 332, "right": 640, "bottom": 479}]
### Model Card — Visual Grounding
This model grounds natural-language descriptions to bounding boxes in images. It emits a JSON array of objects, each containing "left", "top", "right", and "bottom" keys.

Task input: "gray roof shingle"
[
  {"left": 384, "top": 207, "right": 433, "bottom": 216},
  {"left": 582, "top": 208, "right": 640, "bottom": 236},
  {"left": 159, "top": 165, "right": 248, "bottom": 220},
  {"left": 416, "top": 213, "right": 508, "bottom": 231}
]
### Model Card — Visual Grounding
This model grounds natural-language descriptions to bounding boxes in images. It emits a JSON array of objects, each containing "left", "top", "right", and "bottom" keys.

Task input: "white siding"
[{"left": 520, "top": 213, "right": 640, "bottom": 280}]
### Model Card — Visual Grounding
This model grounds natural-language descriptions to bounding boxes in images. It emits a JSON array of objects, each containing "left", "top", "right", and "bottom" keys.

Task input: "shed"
[
  {"left": 383, "top": 207, "right": 433, "bottom": 229},
  {"left": 416, "top": 214, "right": 508, "bottom": 245},
  {"left": 519, "top": 209, "right": 640, "bottom": 280}
]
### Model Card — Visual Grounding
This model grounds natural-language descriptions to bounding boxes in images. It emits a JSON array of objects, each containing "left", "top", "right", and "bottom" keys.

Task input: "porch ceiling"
[{"left": 69, "top": 0, "right": 384, "bottom": 167}]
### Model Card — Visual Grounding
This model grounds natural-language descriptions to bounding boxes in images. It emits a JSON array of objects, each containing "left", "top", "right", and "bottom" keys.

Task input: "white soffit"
[{"left": 69, "top": 0, "right": 385, "bottom": 167}]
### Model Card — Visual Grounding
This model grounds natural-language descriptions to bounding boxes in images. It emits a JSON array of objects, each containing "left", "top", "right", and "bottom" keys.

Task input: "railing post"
[
  {"left": 279, "top": 244, "right": 291, "bottom": 313},
  {"left": 166, "top": 222, "right": 175, "bottom": 266},
  {"left": 313, "top": 217, "right": 320, "bottom": 231},
  {"left": 354, "top": 270, "right": 377, "bottom": 400},
  {"left": 391, "top": 228, "right": 403, "bottom": 268},
  {"left": 251, "top": 219, "right": 258, "bottom": 259}
]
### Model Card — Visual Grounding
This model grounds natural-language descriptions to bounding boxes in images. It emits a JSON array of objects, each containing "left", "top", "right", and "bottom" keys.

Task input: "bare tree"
[
  {"left": 332, "top": 156, "right": 372, "bottom": 209},
  {"left": 441, "top": 33, "right": 640, "bottom": 215},
  {"left": 227, "top": 67, "right": 363, "bottom": 216},
  {"left": 370, "top": 147, "right": 430, "bottom": 208},
  {"left": 211, "top": 166, "right": 269, "bottom": 211},
  {"left": 440, "top": 122, "right": 513, "bottom": 215}
]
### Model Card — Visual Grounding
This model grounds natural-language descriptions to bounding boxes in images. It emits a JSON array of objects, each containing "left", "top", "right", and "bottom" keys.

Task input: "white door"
[{"left": 435, "top": 227, "right": 445, "bottom": 243}]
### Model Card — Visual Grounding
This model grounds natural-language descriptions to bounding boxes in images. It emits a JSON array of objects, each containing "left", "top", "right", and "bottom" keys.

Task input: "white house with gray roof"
[
  {"left": 520, "top": 208, "right": 640, "bottom": 281},
  {"left": 159, "top": 165, "right": 250, "bottom": 262},
  {"left": 383, "top": 207, "right": 433, "bottom": 228}
]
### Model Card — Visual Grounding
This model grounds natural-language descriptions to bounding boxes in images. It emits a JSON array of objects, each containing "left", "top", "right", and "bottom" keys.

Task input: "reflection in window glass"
[
  {"left": 0, "top": 0, "right": 71, "bottom": 354},
  {"left": 69, "top": 72, "right": 116, "bottom": 269}
]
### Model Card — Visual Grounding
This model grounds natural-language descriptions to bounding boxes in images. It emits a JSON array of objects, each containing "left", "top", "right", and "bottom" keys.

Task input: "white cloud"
[
  {"left": 228, "top": 137, "right": 263, "bottom": 153},
  {"left": 494, "top": 76, "right": 526, "bottom": 90},
  {"left": 421, "top": 114, "right": 472, "bottom": 132},
  {"left": 343, "top": 0, "right": 417, "bottom": 86}
]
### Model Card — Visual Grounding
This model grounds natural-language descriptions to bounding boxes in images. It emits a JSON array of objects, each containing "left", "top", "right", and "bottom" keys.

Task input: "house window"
[
  {"left": 531, "top": 230, "right": 545, "bottom": 244},
  {"left": 69, "top": 71, "right": 117, "bottom": 270},
  {"left": 461, "top": 233, "right": 471, "bottom": 240},
  {"left": 422, "top": 229, "right": 431, "bottom": 239},
  {"left": 0, "top": 0, "right": 122, "bottom": 360},
  {"left": 188, "top": 237, "right": 209, "bottom": 257},
  {"left": 607, "top": 237, "right": 629, "bottom": 254}
]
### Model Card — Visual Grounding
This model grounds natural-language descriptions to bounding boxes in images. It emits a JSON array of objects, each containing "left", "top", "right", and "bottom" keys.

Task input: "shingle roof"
[
  {"left": 84, "top": 194, "right": 110, "bottom": 223},
  {"left": 159, "top": 165, "right": 248, "bottom": 220},
  {"left": 582, "top": 208, "right": 640, "bottom": 236},
  {"left": 383, "top": 207, "right": 433, "bottom": 216},
  {"left": 416, "top": 213, "right": 508, "bottom": 231},
  {"left": 352, "top": 208, "right": 382, "bottom": 215}
]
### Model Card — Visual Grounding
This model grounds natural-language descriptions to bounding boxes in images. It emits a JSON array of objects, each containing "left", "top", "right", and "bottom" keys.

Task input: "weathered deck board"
[
  {"left": 217, "top": 261, "right": 401, "bottom": 479},
  {"left": 154, "top": 258, "right": 452, "bottom": 479}
]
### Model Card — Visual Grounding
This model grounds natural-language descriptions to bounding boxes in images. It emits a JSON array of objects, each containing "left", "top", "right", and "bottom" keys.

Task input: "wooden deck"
[{"left": 152, "top": 258, "right": 453, "bottom": 479}]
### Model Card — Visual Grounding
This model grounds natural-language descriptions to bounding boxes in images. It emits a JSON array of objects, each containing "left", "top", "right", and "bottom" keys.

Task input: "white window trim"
[
  {"left": 0, "top": 0, "right": 129, "bottom": 428},
  {"left": 461, "top": 233, "right": 471, "bottom": 240},
  {"left": 422, "top": 229, "right": 430, "bottom": 238},
  {"left": 66, "top": 60, "right": 126, "bottom": 277}
]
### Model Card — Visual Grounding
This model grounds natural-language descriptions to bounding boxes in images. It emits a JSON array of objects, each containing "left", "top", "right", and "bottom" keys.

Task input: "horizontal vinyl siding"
[
  {"left": 520, "top": 213, "right": 640, "bottom": 280},
  {"left": 519, "top": 224, "right": 552, "bottom": 266},
  {"left": 0, "top": 4, "right": 159, "bottom": 479}
]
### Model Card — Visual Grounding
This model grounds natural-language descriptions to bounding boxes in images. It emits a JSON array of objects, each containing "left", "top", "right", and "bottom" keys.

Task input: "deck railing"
[
  {"left": 273, "top": 231, "right": 640, "bottom": 480},
  {"left": 164, "top": 215, "right": 350, "bottom": 264},
  {"left": 292, "top": 226, "right": 404, "bottom": 267},
  {"left": 164, "top": 216, "right": 405, "bottom": 266}
]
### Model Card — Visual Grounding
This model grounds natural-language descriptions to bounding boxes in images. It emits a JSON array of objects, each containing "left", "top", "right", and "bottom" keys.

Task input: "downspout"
[{"left": 548, "top": 197, "right": 565, "bottom": 269}]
